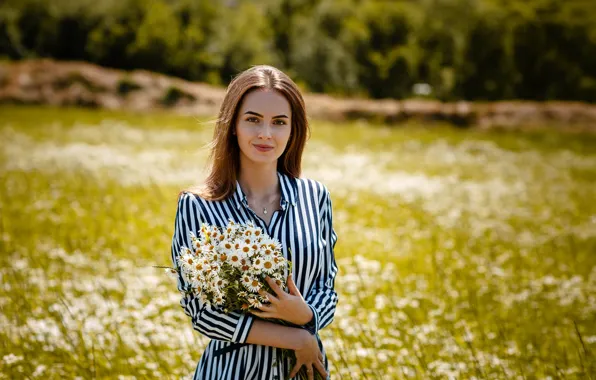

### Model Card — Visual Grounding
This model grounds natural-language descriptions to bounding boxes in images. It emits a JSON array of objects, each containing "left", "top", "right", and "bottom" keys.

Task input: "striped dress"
[{"left": 170, "top": 171, "right": 338, "bottom": 380}]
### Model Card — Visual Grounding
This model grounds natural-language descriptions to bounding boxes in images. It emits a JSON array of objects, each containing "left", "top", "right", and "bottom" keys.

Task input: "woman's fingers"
[
  {"left": 287, "top": 273, "right": 302, "bottom": 296},
  {"left": 288, "top": 362, "right": 303, "bottom": 378},
  {"left": 306, "top": 365, "right": 314, "bottom": 380},
  {"left": 255, "top": 303, "right": 274, "bottom": 313},
  {"left": 265, "top": 276, "right": 285, "bottom": 298},
  {"left": 314, "top": 359, "right": 328, "bottom": 379}
]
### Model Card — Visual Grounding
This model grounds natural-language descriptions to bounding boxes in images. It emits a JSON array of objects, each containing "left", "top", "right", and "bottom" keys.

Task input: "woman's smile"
[{"left": 254, "top": 144, "right": 274, "bottom": 152}]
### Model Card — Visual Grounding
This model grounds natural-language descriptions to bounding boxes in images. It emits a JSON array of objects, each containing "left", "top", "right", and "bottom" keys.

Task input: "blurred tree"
[
  {"left": 213, "top": 1, "right": 281, "bottom": 84},
  {"left": 1, "top": 0, "right": 595, "bottom": 101}
]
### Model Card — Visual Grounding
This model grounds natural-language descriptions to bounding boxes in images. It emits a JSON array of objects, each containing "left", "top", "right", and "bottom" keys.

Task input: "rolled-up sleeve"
[
  {"left": 171, "top": 192, "right": 255, "bottom": 343},
  {"left": 304, "top": 187, "right": 339, "bottom": 335}
]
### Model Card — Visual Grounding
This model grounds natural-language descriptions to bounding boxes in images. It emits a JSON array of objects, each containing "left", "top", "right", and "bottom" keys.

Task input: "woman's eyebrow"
[
  {"left": 244, "top": 111, "right": 263, "bottom": 117},
  {"left": 243, "top": 111, "right": 289, "bottom": 119}
]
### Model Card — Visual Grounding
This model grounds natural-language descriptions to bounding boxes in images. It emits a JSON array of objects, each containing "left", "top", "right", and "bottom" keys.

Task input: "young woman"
[{"left": 170, "top": 65, "right": 338, "bottom": 380}]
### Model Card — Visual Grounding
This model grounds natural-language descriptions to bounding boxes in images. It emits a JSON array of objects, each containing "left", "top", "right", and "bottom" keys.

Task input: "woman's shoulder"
[
  {"left": 176, "top": 190, "right": 212, "bottom": 212},
  {"left": 177, "top": 189, "right": 230, "bottom": 210},
  {"left": 294, "top": 177, "right": 331, "bottom": 200},
  {"left": 178, "top": 190, "right": 203, "bottom": 202}
]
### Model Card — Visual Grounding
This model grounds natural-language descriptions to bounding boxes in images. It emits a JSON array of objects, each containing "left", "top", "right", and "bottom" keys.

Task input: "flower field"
[{"left": 1, "top": 106, "right": 595, "bottom": 379}]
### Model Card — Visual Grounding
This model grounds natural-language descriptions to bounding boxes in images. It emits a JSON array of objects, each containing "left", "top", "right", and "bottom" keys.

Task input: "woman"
[{"left": 170, "top": 65, "right": 338, "bottom": 380}]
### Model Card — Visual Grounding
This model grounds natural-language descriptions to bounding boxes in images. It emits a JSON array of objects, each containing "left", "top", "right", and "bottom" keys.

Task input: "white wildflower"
[{"left": 3, "top": 354, "right": 23, "bottom": 365}]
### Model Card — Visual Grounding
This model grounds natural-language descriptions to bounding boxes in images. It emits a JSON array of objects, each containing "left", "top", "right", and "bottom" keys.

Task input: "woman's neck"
[{"left": 237, "top": 161, "right": 279, "bottom": 202}]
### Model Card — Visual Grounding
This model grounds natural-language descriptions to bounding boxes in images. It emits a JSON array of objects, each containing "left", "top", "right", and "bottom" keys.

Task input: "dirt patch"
[{"left": 1, "top": 59, "right": 595, "bottom": 132}]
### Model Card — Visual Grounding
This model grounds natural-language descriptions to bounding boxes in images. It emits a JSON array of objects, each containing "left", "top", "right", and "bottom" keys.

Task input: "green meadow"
[{"left": 1, "top": 106, "right": 595, "bottom": 379}]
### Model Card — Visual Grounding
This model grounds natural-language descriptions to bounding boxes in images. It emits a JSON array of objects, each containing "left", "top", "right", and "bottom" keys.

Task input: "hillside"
[{"left": 1, "top": 59, "right": 595, "bottom": 131}]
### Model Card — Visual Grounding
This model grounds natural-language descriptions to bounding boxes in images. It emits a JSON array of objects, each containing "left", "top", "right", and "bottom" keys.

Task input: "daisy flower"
[
  {"left": 224, "top": 222, "right": 237, "bottom": 236},
  {"left": 214, "top": 277, "right": 228, "bottom": 289},
  {"left": 237, "top": 291, "right": 248, "bottom": 298},
  {"left": 221, "top": 241, "right": 234, "bottom": 251},
  {"left": 214, "top": 294, "right": 225, "bottom": 306},
  {"left": 240, "top": 236, "right": 254, "bottom": 246},
  {"left": 262, "top": 257, "right": 276, "bottom": 274},
  {"left": 229, "top": 251, "right": 242, "bottom": 268},
  {"left": 178, "top": 253, "right": 195, "bottom": 272},
  {"left": 241, "top": 275, "right": 252, "bottom": 289},
  {"left": 251, "top": 257, "right": 265, "bottom": 272},
  {"left": 248, "top": 296, "right": 263, "bottom": 309},
  {"left": 191, "top": 272, "right": 204, "bottom": 288},
  {"left": 246, "top": 277, "right": 262, "bottom": 293},
  {"left": 239, "top": 256, "right": 251, "bottom": 272},
  {"left": 272, "top": 255, "right": 285, "bottom": 268},
  {"left": 270, "top": 240, "right": 282, "bottom": 252},
  {"left": 165, "top": 268, "right": 178, "bottom": 279},
  {"left": 238, "top": 242, "right": 252, "bottom": 257},
  {"left": 191, "top": 236, "right": 202, "bottom": 250}
]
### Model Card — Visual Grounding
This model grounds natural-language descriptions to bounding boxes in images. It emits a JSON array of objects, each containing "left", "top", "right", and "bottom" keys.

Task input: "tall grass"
[{"left": 1, "top": 106, "right": 595, "bottom": 379}]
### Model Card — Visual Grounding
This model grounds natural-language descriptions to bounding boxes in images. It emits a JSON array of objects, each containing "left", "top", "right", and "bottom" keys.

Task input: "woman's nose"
[{"left": 258, "top": 123, "right": 273, "bottom": 138}]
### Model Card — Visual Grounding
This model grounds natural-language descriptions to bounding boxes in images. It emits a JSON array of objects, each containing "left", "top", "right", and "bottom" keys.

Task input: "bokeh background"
[{"left": 1, "top": 0, "right": 596, "bottom": 379}]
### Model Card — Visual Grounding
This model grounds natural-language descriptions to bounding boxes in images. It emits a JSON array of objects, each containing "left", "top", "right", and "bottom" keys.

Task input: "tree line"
[{"left": 1, "top": 0, "right": 595, "bottom": 102}]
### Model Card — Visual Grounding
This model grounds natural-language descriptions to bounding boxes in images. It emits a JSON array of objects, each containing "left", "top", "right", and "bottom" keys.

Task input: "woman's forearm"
[{"left": 245, "top": 319, "right": 308, "bottom": 350}]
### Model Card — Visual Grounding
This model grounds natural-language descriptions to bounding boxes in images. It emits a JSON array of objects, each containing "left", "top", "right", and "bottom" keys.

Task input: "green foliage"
[{"left": 2, "top": 0, "right": 596, "bottom": 101}]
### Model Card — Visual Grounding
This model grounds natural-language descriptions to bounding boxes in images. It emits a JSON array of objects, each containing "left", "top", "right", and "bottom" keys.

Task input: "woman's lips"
[{"left": 254, "top": 144, "right": 274, "bottom": 152}]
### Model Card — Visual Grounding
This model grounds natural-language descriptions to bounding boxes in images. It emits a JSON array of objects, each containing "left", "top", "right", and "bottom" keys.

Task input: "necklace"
[{"left": 248, "top": 195, "right": 277, "bottom": 216}]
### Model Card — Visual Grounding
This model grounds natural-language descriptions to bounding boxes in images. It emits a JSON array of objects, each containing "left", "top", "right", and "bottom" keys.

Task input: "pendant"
[{"left": 263, "top": 208, "right": 268, "bottom": 215}]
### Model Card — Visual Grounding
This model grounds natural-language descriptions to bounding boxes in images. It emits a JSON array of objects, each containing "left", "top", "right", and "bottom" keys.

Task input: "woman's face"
[{"left": 235, "top": 89, "right": 292, "bottom": 166}]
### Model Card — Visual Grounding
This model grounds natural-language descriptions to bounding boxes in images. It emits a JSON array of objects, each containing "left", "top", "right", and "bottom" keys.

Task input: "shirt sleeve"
[
  {"left": 303, "top": 187, "right": 339, "bottom": 335},
  {"left": 171, "top": 192, "right": 255, "bottom": 343}
]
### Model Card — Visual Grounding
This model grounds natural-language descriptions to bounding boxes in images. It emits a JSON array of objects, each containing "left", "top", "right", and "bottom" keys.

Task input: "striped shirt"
[{"left": 170, "top": 171, "right": 339, "bottom": 380}]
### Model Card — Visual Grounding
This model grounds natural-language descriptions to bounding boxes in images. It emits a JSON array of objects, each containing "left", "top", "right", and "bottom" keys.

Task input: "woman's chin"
[{"left": 243, "top": 154, "right": 279, "bottom": 166}]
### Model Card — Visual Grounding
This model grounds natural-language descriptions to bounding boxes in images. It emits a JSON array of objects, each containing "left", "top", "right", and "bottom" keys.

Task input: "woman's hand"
[
  {"left": 290, "top": 329, "right": 328, "bottom": 380},
  {"left": 250, "top": 274, "right": 314, "bottom": 326}
]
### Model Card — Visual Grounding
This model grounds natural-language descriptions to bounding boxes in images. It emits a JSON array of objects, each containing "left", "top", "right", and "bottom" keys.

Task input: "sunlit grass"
[{"left": 1, "top": 105, "right": 595, "bottom": 379}]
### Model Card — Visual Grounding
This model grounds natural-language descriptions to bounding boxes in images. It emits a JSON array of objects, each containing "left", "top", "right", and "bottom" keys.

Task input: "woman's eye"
[
  {"left": 246, "top": 117, "right": 259, "bottom": 123},
  {"left": 273, "top": 119, "right": 287, "bottom": 125}
]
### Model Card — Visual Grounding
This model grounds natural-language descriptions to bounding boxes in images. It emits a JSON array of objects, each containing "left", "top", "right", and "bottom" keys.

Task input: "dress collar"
[{"left": 233, "top": 171, "right": 297, "bottom": 211}]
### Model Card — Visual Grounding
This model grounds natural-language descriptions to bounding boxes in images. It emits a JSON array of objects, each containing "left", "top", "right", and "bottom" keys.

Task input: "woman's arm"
[
  {"left": 303, "top": 186, "right": 339, "bottom": 335},
  {"left": 172, "top": 193, "right": 254, "bottom": 343},
  {"left": 247, "top": 319, "right": 328, "bottom": 379},
  {"left": 245, "top": 319, "right": 309, "bottom": 350}
]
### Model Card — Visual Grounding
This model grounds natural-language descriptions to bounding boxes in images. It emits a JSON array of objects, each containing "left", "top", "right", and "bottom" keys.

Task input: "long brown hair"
[{"left": 189, "top": 65, "right": 310, "bottom": 201}]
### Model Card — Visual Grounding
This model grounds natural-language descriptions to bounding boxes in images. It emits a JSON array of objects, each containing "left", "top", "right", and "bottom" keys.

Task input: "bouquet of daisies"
[
  {"left": 170, "top": 220, "right": 290, "bottom": 312},
  {"left": 164, "top": 220, "right": 322, "bottom": 380}
]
